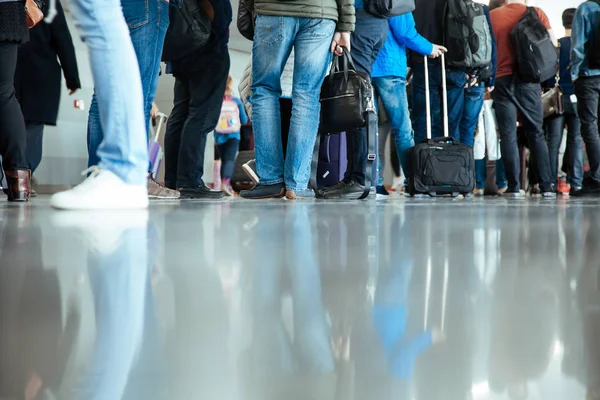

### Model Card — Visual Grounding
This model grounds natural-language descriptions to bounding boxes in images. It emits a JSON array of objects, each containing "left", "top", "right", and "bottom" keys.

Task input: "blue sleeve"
[
  {"left": 234, "top": 97, "right": 248, "bottom": 125},
  {"left": 571, "top": 5, "right": 588, "bottom": 81},
  {"left": 486, "top": 7, "right": 497, "bottom": 87},
  {"left": 392, "top": 14, "right": 433, "bottom": 57}
]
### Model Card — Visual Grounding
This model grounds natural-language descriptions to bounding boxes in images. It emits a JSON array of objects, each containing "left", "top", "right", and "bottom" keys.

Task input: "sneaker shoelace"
[{"left": 72, "top": 166, "right": 103, "bottom": 193}]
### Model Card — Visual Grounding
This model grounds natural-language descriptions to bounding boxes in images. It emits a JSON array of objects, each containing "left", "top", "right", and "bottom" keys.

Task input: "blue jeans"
[
  {"left": 251, "top": 16, "right": 335, "bottom": 191},
  {"left": 75, "top": 222, "right": 149, "bottom": 399},
  {"left": 460, "top": 83, "right": 485, "bottom": 148},
  {"left": 412, "top": 64, "right": 466, "bottom": 145},
  {"left": 373, "top": 76, "right": 414, "bottom": 184},
  {"left": 86, "top": 0, "right": 168, "bottom": 180},
  {"left": 475, "top": 158, "right": 507, "bottom": 190},
  {"left": 543, "top": 98, "right": 583, "bottom": 187}
]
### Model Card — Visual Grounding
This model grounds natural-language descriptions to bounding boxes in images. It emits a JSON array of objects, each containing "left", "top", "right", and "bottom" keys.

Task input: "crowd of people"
[{"left": 0, "top": 0, "right": 599, "bottom": 209}]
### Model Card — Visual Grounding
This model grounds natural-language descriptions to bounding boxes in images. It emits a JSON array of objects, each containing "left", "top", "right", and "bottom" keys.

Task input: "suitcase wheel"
[{"left": 428, "top": 192, "right": 437, "bottom": 197}]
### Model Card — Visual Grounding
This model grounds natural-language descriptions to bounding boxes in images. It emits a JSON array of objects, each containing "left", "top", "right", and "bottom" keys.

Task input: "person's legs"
[
  {"left": 543, "top": 114, "right": 565, "bottom": 183},
  {"left": 164, "top": 78, "right": 190, "bottom": 189},
  {"left": 175, "top": 52, "right": 230, "bottom": 193},
  {"left": 218, "top": 139, "right": 240, "bottom": 180},
  {"left": 377, "top": 120, "right": 391, "bottom": 187},
  {"left": 0, "top": 41, "right": 29, "bottom": 201},
  {"left": 446, "top": 70, "right": 468, "bottom": 142},
  {"left": 459, "top": 83, "right": 485, "bottom": 148},
  {"left": 516, "top": 81, "right": 554, "bottom": 193},
  {"left": 475, "top": 158, "right": 487, "bottom": 190},
  {"left": 251, "top": 16, "right": 295, "bottom": 186},
  {"left": 496, "top": 159, "right": 507, "bottom": 190},
  {"left": 575, "top": 77, "right": 600, "bottom": 186},
  {"left": 51, "top": 0, "right": 148, "bottom": 209},
  {"left": 87, "top": 0, "right": 168, "bottom": 172},
  {"left": 0, "top": 42, "right": 28, "bottom": 171},
  {"left": 492, "top": 77, "right": 521, "bottom": 193},
  {"left": 25, "top": 121, "right": 45, "bottom": 173},
  {"left": 321, "top": 11, "right": 387, "bottom": 199},
  {"left": 564, "top": 109, "right": 583, "bottom": 189},
  {"left": 284, "top": 17, "right": 336, "bottom": 192},
  {"left": 373, "top": 76, "right": 414, "bottom": 181}
]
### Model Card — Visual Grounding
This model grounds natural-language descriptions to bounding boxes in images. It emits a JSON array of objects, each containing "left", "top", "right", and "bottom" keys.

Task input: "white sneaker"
[
  {"left": 391, "top": 176, "right": 403, "bottom": 191},
  {"left": 50, "top": 167, "right": 149, "bottom": 210}
]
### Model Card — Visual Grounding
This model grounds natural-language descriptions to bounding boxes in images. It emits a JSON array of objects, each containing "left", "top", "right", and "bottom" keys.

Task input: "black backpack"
[
  {"left": 162, "top": 0, "right": 211, "bottom": 62},
  {"left": 364, "top": 0, "right": 414, "bottom": 18},
  {"left": 587, "top": 0, "right": 600, "bottom": 69},
  {"left": 444, "top": 0, "right": 493, "bottom": 73},
  {"left": 511, "top": 7, "right": 558, "bottom": 83}
]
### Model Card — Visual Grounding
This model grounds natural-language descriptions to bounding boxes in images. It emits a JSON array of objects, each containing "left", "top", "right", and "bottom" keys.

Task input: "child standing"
[{"left": 214, "top": 76, "right": 248, "bottom": 196}]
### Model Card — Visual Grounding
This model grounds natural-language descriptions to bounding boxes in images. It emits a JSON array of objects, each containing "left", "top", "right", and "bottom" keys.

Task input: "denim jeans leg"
[
  {"left": 475, "top": 158, "right": 487, "bottom": 189},
  {"left": 565, "top": 110, "right": 583, "bottom": 187},
  {"left": 492, "top": 79, "right": 521, "bottom": 191},
  {"left": 575, "top": 77, "right": 600, "bottom": 182},
  {"left": 373, "top": 77, "right": 414, "bottom": 180},
  {"left": 72, "top": 0, "right": 148, "bottom": 185},
  {"left": 517, "top": 82, "right": 553, "bottom": 189},
  {"left": 446, "top": 70, "right": 467, "bottom": 142},
  {"left": 123, "top": 0, "right": 170, "bottom": 173},
  {"left": 460, "top": 83, "right": 485, "bottom": 147},
  {"left": 251, "top": 15, "right": 295, "bottom": 186},
  {"left": 496, "top": 159, "right": 507, "bottom": 189},
  {"left": 284, "top": 17, "right": 336, "bottom": 191},
  {"left": 543, "top": 114, "right": 565, "bottom": 181}
]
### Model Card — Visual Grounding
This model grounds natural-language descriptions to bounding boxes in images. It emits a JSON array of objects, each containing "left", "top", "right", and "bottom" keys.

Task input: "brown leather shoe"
[{"left": 4, "top": 169, "right": 31, "bottom": 202}]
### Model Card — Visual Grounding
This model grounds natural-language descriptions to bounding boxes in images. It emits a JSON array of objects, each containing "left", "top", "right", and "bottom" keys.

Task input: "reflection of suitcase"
[
  {"left": 316, "top": 133, "right": 348, "bottom": 190},
  {"left": 409, "top": 55, "right": 475, "bottom": 197}
]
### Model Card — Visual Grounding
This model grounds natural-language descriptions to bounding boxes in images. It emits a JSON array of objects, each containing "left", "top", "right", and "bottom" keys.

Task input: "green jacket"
[{"left": 254, "top": 0, "right": 355, "bottom": 32}]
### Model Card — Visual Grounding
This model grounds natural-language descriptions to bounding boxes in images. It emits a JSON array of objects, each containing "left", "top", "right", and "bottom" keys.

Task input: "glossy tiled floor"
[{"left": 0, "top": 196, "right": 598, "bottom": 400}]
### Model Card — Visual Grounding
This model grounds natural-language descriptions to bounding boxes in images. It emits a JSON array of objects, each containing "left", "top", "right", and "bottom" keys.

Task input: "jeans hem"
[
  {"left": 286, "top": 185, "right": 308, "bottom": 191},
  {"left": 261, "top": 179, "right": 284, "bottom": 185}
]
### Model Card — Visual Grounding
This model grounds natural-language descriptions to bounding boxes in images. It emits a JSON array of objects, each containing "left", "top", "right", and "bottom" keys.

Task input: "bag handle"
[{"left": 423, "top": 54, "right": 449, "bottom": 140}]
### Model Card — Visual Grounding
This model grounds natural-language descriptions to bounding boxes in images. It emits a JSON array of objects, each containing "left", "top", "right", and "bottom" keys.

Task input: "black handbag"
[
  {"left": 320, "top": 50, "right": 372, "bottom": 134},
  {"left": 364, "top": 0, "right": 414, "bottom": 18},
  {"left": 237, "top": 0, "right": 255, "bottom": 41},
  {"left": 315, "top": 50, "right": 378, "bottom": 200}
]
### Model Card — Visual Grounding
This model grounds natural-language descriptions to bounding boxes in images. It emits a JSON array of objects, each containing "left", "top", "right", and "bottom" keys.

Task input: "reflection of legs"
[
  {"left": 79, "top": 225, "right": 148, "bottom": 399},
  {"left": 287, "top": 204, "right": 334, "bottom": 373},
  {"left": 249, "top": 216, "right": 294, "bottom": 374}
]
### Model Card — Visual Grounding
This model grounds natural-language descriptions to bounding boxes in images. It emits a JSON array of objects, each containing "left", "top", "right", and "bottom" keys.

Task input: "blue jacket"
[
  {"left": 571, "top": 0, "right": 600, "bottom": 81},
  {"left": 372, "top": 13, "right": 433, "bottom": 79}
]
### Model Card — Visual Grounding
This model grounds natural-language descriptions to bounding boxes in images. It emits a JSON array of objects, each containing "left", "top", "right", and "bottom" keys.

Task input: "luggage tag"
[{"left": 570, "top": 94, "right": 578, "bottom": 104}]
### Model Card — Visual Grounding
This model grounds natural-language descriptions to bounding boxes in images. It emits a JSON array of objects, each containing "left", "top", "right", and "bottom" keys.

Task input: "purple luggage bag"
[
  {"left": 316, "top": 133, "right": 348, "bottom": 190},
  {"left": 149, "top": 113, "right": 168, "bottom": 180}
]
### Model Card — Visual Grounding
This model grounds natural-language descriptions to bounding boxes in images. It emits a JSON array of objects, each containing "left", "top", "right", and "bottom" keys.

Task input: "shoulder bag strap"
[{"left": 358, "top": 85, "right": 377, "bottom": 200}]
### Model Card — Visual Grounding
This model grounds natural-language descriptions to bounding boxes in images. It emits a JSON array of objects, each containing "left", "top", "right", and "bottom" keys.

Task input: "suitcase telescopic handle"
[
  {"left": 423, "top": 54, "right": 449, "bottom": 140},
  {"left": 153, "top": 112, "right": 168, "bottom": 142}
]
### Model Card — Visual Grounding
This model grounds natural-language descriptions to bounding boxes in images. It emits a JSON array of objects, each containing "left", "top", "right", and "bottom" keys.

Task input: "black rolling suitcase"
[{"left": 409, "top": 55, "right": 475, "bottom": 197}]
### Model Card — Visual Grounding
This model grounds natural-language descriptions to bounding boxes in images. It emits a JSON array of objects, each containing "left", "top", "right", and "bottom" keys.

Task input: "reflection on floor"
[{"left": 0, "top": 197, "right": 597, "bottom": 400}]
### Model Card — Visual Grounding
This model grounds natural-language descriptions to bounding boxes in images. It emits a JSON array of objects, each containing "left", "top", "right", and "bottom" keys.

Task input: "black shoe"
[
  {"left": 570, "top": 186, "right": 583, "bottom": 196},
  {"left": 376, "top": 185, "right": 389, "bottom": 196},
  {"left": 239, "top": 182, "right": 285, "bottom": 199},
  {"left": 319, "top": 180, "right": 366, "bottom": 199},
  {"left": 179, "top": 185, "right": 225, "bottom": 199},
  {"left": 541, "top": 183, "right": 557, "bottom": 198},
  {"left": 571, "top": 179, "right": 600, "bottom": 197}
]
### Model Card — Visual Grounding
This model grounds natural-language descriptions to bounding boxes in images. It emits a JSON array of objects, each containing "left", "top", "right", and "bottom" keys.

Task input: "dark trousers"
[
  {"left": 575, "top": 76, "right": 600, "bottom": 183},
  {"left": 543, "top": 98, "right": 583, "bottom": 187},
  {"left": 345, "top": 10, "right": 388, "bottom": 185},
  {"left": 492, "top": 76, "right": 553, "bottom": 191},
  {"left": 26, "top": 121, "right": 45, "bottom": 173},
  {"left": 164, "top": 52, "right": 230, "bottom": 189},
  {"left": 0, "top": 42, "right": 27, "bottom": 171},
  {"left": 216, "top": 139, "right": 240, "bottom": 180}
]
